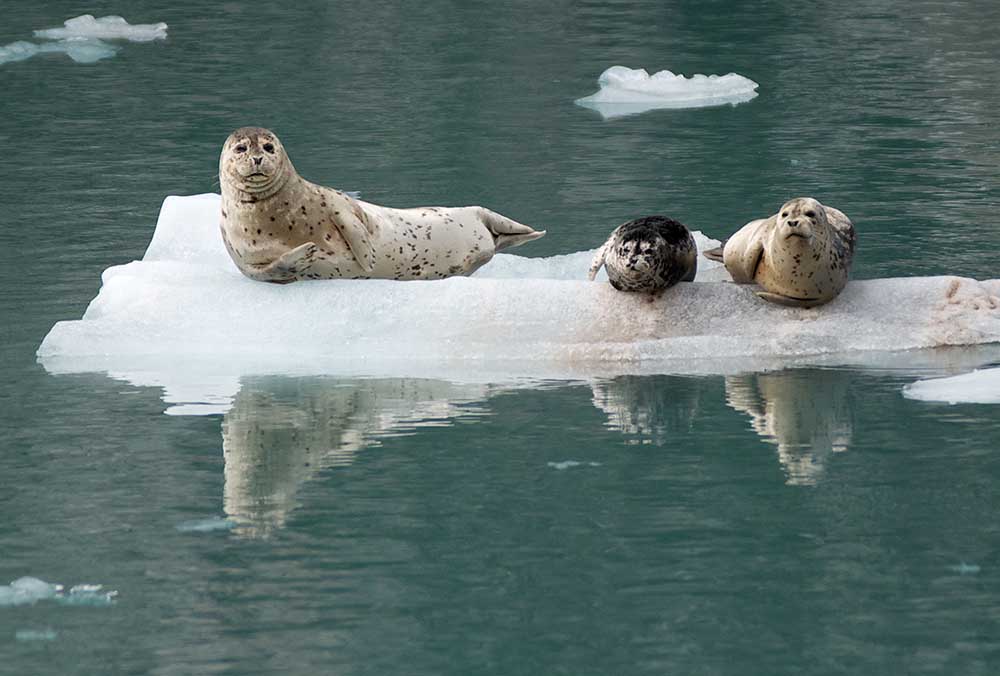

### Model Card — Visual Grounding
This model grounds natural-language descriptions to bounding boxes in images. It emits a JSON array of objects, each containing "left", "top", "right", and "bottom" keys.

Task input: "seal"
[
  {"left": 703, "top": 197, "right": 855, "bottom": 307},
  {"left": 218, "top": 127, "right": 545, "bottom": 283},
  {"left": 588, "top": 216, "right": 697, "bottom": 294}
]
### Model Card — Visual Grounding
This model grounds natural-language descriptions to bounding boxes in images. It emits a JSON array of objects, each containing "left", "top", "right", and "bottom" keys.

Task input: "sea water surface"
[{"left": 3, "top": 2, "right": 1000, "bottom": 674}]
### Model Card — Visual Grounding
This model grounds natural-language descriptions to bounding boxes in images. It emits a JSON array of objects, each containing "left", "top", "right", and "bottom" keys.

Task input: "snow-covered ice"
[
  {"left": 903, "top": 367, "right": 1000, "bottom": 404},
  {"left": 576, "top": 66, "right": 759, "bottom": 119},
  {"left": 1, "top": 15, "right": 166, "bottom": 66},
  {"left": 36, "top": 193, "right": 1000, "bottom": 410}
]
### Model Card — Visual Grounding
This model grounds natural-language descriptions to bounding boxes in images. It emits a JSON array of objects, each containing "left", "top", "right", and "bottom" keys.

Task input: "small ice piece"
[
  {"left": 548, "top": 460, "right": 602, "bottom": 470},
  {"left": 176, "top": 516, "right": 237, "bottom": 532},
  {"left": 903, "top": 367, "right": 1000, "bottom": 404},
  {"left": 34, "top": 15, "right": 168, "bottom": 42},
  {"left": 15, "top": 629, "right": 58, "bottom": 642},
  {"left": 0, "top": 41, "right": 40, "bottom": 64},
  {"left": 42, "top": 38, "right": 119, "bottom": 64},
  {"left": 0, "top": 577, "right": 62, "bottom": 607},
  {"left": 949, "top": 562, "right": 981, "bottom": 575},
  {"left": 58, "top": 584, "right": 117, "bottom": 607},
  {"left": 576, "top": 65, "right": 759, "bottom": 119}
]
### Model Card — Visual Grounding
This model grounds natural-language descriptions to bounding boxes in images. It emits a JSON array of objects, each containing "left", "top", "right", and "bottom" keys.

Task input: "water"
[{"left": 3, "top": 2, "right": 1000, "bottom": 674}]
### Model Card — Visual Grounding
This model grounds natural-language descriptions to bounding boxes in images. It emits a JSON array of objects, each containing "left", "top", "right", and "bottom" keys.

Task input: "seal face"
[
  {"left": 218, "top": 127, "right": 545, "bottom": 283},
  {"left": 588, "top": 216, "right": 697, "bottom": 294},
  {"left": 705, "top": 197, "right": 856, "bottom": 307}
]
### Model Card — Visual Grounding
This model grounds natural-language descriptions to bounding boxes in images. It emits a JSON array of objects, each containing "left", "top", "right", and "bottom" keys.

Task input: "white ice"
[
  {"left": 575, "top": 66, "right": 759, "bottom": 119},
  {"left": 34, "top": 15, "right": 168, "bottom": 42},
  {"left": 903, "top": 367, "right": 1000, "bottom": 404},
  {"left": 0, "top": 577, "right": 116, "bottom": 607},
  {"left": 1, "top": 15, "right": 165, "bottom": 66},
  {"left": 36, "top": 193, "right": 1000, "bottom": 410},
  {"left": 176, "top": 516, "right": 237, "bottom": 533}
]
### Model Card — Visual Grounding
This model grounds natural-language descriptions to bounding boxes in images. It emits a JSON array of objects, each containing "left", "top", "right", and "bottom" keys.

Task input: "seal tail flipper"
[
  {"left": 702, "top": 239, "right": 727, "bottom": 263},
  {"left": 477, "top": 208, "right": 546, "bottom": 251}
]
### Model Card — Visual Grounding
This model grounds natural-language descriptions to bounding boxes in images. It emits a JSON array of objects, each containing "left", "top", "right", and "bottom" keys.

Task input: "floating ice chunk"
[
  {"left": 548, "top": 461, "right": 602, "bottom": 470},
  {"left": 36, "top": 194, "right": 1000, "bottom": 391},
  {"left": 0, "top": 577, "right": 116, "bottom": 607},
  {"left": 903, "top": 367, "right": 1000, "bottom": 404},
  {"left": 576, "top": 66, "right": 759, "bottom": 119},
  {"left": 176, "top": 516, "right": 237, "bottom": 532},
  {"left": 949, "top": 562, "right": 981, "bottom": 575},
  {"left": 34, "top": 15, "right": 168, "bottom": 42},
  {"left": 0, "top": 38, "right": 118, "bottom": 65},
  {"left": 15, "top": 629, "right": 58, "bottom": 642},
  {"left": 0, "top": 577, "right": 61, "bottom": 607},
  {"left": 0, "top": 41, "right": 40, "bottom": 64}
]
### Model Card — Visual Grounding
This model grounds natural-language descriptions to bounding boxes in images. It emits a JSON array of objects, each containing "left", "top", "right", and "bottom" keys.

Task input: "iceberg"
[
  {"left": 36, "top": 194, "right": 1000, "bottom": 411},
  {"left": 575, "top": 66, "right": 759, "bottom": 119},
  {"left": 903, "top": 367, "right": 1000, "bottom": 404}
]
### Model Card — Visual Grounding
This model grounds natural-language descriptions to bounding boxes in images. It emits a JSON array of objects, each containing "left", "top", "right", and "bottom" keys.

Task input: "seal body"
[
  {"left": 218, "top": 127, "right": 545, "bottom": 283},
  {"left": 705, "top": 197, "right": 855, "bottom": 307},
  {"left": 588, "top": 216, "right": 697, "bottom": 293}
]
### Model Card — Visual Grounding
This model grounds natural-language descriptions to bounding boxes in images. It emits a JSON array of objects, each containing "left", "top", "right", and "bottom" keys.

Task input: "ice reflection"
[
  {"left": 221, "top": 377, "right": 494, "bottom": 537},
  {"left": 725, "top": 370, "right": 853, "bottom": 486}
]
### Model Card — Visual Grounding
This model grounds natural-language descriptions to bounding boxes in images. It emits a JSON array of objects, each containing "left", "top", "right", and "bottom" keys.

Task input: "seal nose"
[
  {"left": 787, "top": 219, "right": 799, "bottom": 227},
  {"left": 252, "top": 156, "right": 263, "bottom": 166}
]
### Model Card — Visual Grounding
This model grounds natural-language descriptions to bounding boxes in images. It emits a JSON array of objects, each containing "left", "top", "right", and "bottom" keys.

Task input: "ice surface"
[
  {"left": 34, "top": 15, "right": 168, "bottom": 42},
  {"left": 36, "top": 193, "right": 1000, "bottom": 410},
  {"left": 0, "top": 577, "right": 116, "bottom": 607},
  {"left": 903, "top": 367, "right": 1000, "bottom": 404},
  {"left": 1, "top": 15, "right": 165, "bottom": 66},
  {"left": 576, "top": 66, "right": 759, "bottom": 119}
]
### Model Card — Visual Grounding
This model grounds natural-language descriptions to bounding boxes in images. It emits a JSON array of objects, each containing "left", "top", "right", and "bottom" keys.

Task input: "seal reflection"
[
  {"left": 221, "top": 377, "right": 494, "bottom": 537},
  {"left": 725, "top": 369, "right": 853, "bottom": 485}
]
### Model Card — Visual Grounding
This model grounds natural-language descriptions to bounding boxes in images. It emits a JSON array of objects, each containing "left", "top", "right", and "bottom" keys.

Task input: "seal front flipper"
[
  {"left": 329, "top": 204, "right": 376, "bottom": 272},
  {"left": 243, "top": 243, "right": 320, "bottom": 283},
  {"left": 588, "top": 242, "right": 608, "bottom": 281},
  {"left": 476, "top": 208, "right": 546, "bottom": 251},
  {"left": 756, "top": 291, "right": 825, "bottom": 309}
]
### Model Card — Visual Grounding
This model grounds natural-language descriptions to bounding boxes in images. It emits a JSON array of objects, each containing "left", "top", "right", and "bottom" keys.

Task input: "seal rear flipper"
[
  {"left": 476, "top": 208, "right": 546, "bottom": 251},
  {"left": 702, "top": 241, "right": 726, "bottom": 263},
  {"left": 756, "top": 291, "right": 826, "bottom": 309}
]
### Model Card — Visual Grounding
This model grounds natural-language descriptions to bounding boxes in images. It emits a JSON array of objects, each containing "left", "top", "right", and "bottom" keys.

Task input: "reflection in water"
[
  {"left": 222, "top": 377, "right": 493, "bottom": 537},
  {"left": 590, "top": 375, "right": 704, "bottom": 445},
  {"left": 725, "top": 370, "right": 853, "bottom": 486}
]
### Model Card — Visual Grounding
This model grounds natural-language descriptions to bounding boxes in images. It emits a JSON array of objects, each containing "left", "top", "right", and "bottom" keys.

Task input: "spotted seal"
[
  {"left": 588, "top": 216, "right": 697, "bottom": 294},
  {"left": 218, "top": 127, "right": 545, "bottom": 282},
  {"left": 703, "top": 197, "right": 855, "bottom": 308}
]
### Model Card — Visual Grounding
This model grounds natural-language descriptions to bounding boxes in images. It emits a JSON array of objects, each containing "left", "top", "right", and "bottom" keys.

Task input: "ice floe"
[
  {"left": 0, "top": 15, "right": 166, "bottom": 66},
  {"left": 903, "top": 367, "right": 1000, "bottom": 404},
  {"left": 0, "top": 577, "right": 117, "bottom": 607},
  {"left": 36, "top": 193, "right": 1000, "bottom": 409},
  {"left": 175, "top": 516, "right": 237, "bottom": 533},
  {"left": 575, "top": 65, "right": 759, "bottom": 119}
]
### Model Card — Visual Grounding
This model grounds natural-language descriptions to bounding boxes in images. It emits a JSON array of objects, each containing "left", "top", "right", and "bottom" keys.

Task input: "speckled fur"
[
  {"left": 714, "top": 197, "right": 855, "bottom": 307},
  {"left": 588, "top": 216, "right": 697, "bottom": 293},
  {"left": 218, "top": 127, "right": 545, "bottom": 283}
]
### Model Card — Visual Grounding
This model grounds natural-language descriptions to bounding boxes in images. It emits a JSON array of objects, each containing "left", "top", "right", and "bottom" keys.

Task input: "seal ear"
[
  {"left": 331, "top": 204, "right": 377, "bottom": 272},
  {"left": 588, "top": 243, "right": 608, "bottom": 281}
]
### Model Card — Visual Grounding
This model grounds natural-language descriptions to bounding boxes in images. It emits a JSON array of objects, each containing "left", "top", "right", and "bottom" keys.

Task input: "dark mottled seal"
[
  {"left": 218, "top": 127, "right": 545, "bottom": 283},
  {"left": 588, "top": 216, "right": 698, "bottom": 294},
  {"left": 704, "top": 197, "right": 856, "bottom": 308}
]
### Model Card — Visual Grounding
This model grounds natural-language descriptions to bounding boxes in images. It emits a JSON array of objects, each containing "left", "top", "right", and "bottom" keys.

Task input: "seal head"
[
  {"left": 589, "top": 215, "right": 697, "bottom": 294},
  {"left": 220, "top": 127, "right": 292, "bottom": 202}
]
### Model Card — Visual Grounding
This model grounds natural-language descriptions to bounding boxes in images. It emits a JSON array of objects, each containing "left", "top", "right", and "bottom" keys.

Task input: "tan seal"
[
  {"left": 218, "top": 127, "right": 545, "bottom": 282},
  {"left": 704, "top": 197, "right": 856, "bottom": 307}
]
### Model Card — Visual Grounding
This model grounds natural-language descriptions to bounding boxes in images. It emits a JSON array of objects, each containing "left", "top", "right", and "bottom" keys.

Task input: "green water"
[{"left": 3, "top": 2, "right": 1000, "bottom": 674}]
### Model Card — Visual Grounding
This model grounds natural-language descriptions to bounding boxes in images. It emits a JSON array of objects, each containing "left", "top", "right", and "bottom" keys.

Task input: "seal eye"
[
  {"left": 234, "top": 144, "right": 247, "bottom": 153},
  {"left": 263, "top": 143, "right": 275, "bottom": 154},
  {"left": 804, "top": 210, "right": 815, "bottom": 218},
  {"left": 781, "top": 212, "right": 788, "bottom": 218}
]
